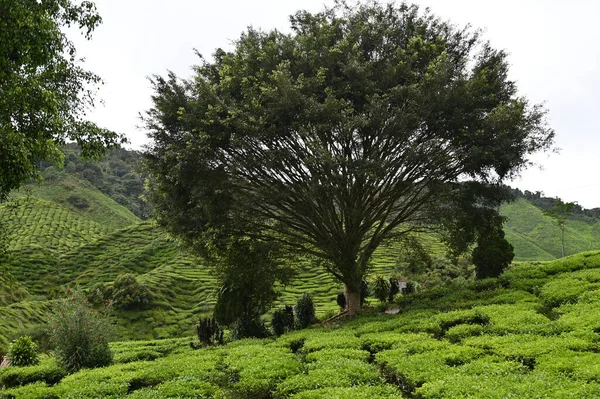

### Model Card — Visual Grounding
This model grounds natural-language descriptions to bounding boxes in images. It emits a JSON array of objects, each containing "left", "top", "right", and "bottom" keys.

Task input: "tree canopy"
[
  {"left": 0, "top": 0, "right": 126, "bottom": 201},
  {"left": 144, "top": 2, "right": 554, "bottom": 313}
]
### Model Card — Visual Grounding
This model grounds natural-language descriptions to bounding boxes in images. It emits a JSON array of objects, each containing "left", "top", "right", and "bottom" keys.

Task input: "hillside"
[
  {"left": 2, "top": 252, "right": 600, "bottom": 398},
  {"left": 3, "top": 167, "right": 600, "bottom": 345},
  {"left": 502, "top": 198, "right": 600, "bottom": 261}
]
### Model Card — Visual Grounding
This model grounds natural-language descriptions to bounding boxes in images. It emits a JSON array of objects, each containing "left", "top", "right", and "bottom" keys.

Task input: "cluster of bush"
[
  {"left": 0, "top": 287, "right": 113, "bottom": 390},
  {"left": 192, "top": 292, "right": 317, "bottom": 347},
  {"left": 88, "top": 273, "right": 153, "bottom": 311},
  {"left": 334, "top": 277, "right": 416, "bottom": 311}
]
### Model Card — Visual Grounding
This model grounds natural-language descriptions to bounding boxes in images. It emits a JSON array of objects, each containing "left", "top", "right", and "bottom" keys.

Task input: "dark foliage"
[
  {"left": 194, "top": 318, "right": 223, "bottom": 347},
  {"left": 272, "top": 306, "right": 294, "bottom": 337},
  {"left": 336, "top": 292, "right": 346, "bottom": 310},
  {"left": 389, "top": 278, "right": 400, "bottom": 302},
  {"left": 230, "top": 316, "right": 270, "bottom": 341},
  {"left": 295, "top": 293, "right": 316, "bottom": 329}
]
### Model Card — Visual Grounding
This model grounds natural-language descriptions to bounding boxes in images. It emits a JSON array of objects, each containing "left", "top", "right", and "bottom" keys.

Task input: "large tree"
[
  {"left": 144, "top": 2, "right": 554, "bottom": 313},
  {"left": 0, "top": 0, "right": 126, "bottom": 201}
]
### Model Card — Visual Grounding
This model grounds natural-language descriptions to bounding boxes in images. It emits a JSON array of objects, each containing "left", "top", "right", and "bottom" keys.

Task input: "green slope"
[
  {"left": 18, "top": 174, "right": 140, "bottom": 230},
  {"left": 4, "top": 252, "right": 600, "bottom": 398},
  {"left": 0, "top": 198, "right": 109, "bottom": 252},
  {"left": 501, "top": 198, "right": 600, "bottom": 261}
]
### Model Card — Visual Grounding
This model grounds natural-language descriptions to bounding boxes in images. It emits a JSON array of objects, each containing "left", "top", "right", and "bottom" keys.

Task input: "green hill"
[
  {"left": 3, "top": 163, "right": 600, "bottom": 348},
  {"left": 501, "top": 198, "right": 600, "bottom": 261},
  {"left": 3, "top": 252, "right": 600, "bottom": 398},
  {"left": 17, "top": 174, "right": 140, "bottom": 230}
]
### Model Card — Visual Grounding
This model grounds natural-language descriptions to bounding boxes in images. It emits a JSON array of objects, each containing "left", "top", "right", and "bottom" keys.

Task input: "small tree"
[
  {"left": 544, "top": 199, "right": 575, "bottom": 258},
  {"left": 194, "top": 318, "right": 223, "bottom": 347},
  {"left": 213, "top": 238, "right": 294, "bottom": 335},
  {"left": 48, "top": 288, "right": 113, "bottom": 373},
  {"left": 271, "top": 306, "right": 294, "bottom": 336},
  {"left": 371, "top": 276, "right": 391, "bottom": 304},
  {"left": 472, "top": 215, "right": 514, "bottom": 279},
  {"left": 295, "top": 293, "right": 315, "bottom": 329}
]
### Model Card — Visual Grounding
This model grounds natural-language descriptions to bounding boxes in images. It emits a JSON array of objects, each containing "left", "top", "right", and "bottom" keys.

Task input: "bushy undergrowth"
[
  {"left": 2, "top": 252, "right": 600, "bottom": 398},
  {"left": 48, "top": 288, "right": 113, "bottom": 373}
]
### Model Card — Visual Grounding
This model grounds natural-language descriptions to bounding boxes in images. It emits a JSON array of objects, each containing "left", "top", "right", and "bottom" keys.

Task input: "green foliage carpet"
[{"left": 3, "top": 252, "right": 600, "bottom": 398}]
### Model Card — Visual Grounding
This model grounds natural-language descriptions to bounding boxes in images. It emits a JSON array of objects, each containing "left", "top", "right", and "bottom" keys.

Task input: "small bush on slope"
[{"left": 48, "top": 289, "right": 113, "bottom": 373}]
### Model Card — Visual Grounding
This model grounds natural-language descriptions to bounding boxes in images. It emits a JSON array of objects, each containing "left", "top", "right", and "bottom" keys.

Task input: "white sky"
[{"left": 70, "top": 0, "right": 600, "bottom": 208}]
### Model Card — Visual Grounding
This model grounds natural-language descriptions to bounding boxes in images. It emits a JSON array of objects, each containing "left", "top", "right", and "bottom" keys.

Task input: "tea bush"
[{"left": 0, "top": 360, "right": 65, "bottom": 388}]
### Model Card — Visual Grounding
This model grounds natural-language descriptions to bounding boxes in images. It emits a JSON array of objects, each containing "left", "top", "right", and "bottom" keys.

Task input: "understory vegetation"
[{"left": 2, "top": 252, "right": 600, "bottom": 398}]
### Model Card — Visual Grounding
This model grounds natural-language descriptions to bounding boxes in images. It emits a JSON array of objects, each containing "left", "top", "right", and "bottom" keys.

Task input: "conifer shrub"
[
  {"left": 372, "top": 275, "right": 391, "bottom": 304},
  {"left": 295, "top": 293, "right": 316, "bottom": 329},
  {"left": 272, "top": 306, "right": 294, "bottom": 337},
  {"left": 388, "top": 278, "right": 400, "bottom": 302},
  {"left": 48, "top": 288, "right": 113, "bottom": 373},
  {"left": 193, "top": 318, "right": 223, "bottom": 347},
  {"left": 7, "top": 336, "right": 38, "bottom": 367}
]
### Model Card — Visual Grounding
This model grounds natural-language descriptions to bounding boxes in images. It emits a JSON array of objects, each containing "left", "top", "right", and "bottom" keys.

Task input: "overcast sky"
[{"left": 70, "top": 0, "right": 600, "bottom": 208}]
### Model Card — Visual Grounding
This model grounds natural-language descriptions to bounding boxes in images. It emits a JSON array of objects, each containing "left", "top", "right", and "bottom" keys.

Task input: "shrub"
[
  {"left": 48, "top": 288, "right": 113, "bottom": 373},
  {"left": 7, "top": 336, "right": 39, "bottom": 367},
  {"left": 360, "top": 280, "right": 370, "bottom": 305},
  {"left": 389, "top": 278, "right": 400, "bottom": 302},
  {"left": 272, "top": 306, "right": 294, "bottom": 337},
  {"left": 0, "top": 361, "right": 65, "bottom": 388},
  {"left": 295, "top": 293, "right": 316, "bottom": 329},
  {"left": 86, "top": 282, "right": 112, "bottom": 306},
  {"left": 371, "top": 275, "right": 391, "bottom": 304},
  {"left": 230, "top": 316, "right": 270, "bottom": 341},
  {"left": 194, "top": 318, "right": 224, "bottom": 347},
  {"left": 336, "top": 293, "right": 346, "bottom": 310},
  {"left": 111, "top": 274, "right": 153, "bottom": 310}
]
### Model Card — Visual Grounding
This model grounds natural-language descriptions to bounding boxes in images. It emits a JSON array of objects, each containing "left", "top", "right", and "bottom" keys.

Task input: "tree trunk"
[
  {"left": 560, "top": 226, "right": 565, "bottom": 258},
  {"left": 344, "top": 283, "right": 361, "bottom": 315}
]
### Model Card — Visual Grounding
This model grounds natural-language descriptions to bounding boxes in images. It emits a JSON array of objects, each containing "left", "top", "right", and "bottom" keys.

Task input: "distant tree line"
[
  {"left": 38, "top": 144, "right": 151, "bottom": 219},
  {"left": 510, "top": 188, "right": 600, "bottom": 221}
]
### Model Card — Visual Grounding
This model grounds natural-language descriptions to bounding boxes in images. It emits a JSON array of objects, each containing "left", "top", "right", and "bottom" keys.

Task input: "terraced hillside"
[
  {"left": 17, "top": 174, "right": 140, "bottom": 230},
  {"left": 502, "top": 198, "right": 600, "bottom": 261},
  {"left": 3, "top": 171, "right": 600, "bottom": 348},
  {"left": 3, "top": 252, "right": 600, "bottom": 398}
]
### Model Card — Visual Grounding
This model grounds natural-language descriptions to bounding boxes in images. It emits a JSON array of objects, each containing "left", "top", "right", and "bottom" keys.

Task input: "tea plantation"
[
  {"left": 3, "top": 175, "right": 600, "bottom": 397},
  {"left": 2, "top": 252, "right": 600, "bottom": 398}
]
